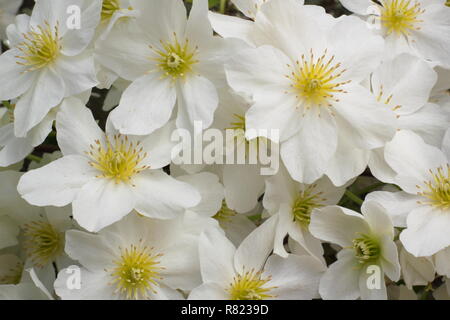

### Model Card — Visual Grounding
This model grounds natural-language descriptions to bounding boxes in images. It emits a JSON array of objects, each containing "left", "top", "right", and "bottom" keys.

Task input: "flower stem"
[
  {"left": 220, "top": 0, "right": 227, "bottom": 13},
  {"left": 345, "top": 190, "right": 364, "bottom": 206},
  {"left": 27, "top": 154, "right": 42, "bottom": 163},
  {"left": 355, "top": 182, "right": 385, "bottom": 196}
]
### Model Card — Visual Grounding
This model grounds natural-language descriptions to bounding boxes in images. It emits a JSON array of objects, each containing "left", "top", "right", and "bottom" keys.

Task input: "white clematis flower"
[
  {"left": 340, "top": 0, "right": 450, "bottom": 67},
  {"left": 54, "top": 212, "right": 218, "bottom": 300},
  {"left": 17, "top": 97, "right": 200, "bottom": 232},
  {"left": 0, "top": 169, "right": 74, "bottom": 269},
  {"left": 225, "top": 0, "right": 397, "bottom": 185},
  {"left": 0, "top": 0, "right": 101, "bottom": 137},
  {"left": 189, "top": 219, "right": 324, "bottom": 300},
  {"left": 367, "top": 54, "right": 449, "bottom": 183},
  {"left": 370, "top": 130, "right": 450, "bottom": 257},
  {"left": 263, "top": 164, "right": 346, "bottom": 263},
  {"left": 310, "top": 201, "right": 400, "bottom": 300},
  {"left": 97, "top": 0, "right": 234, "bottom": 135}
]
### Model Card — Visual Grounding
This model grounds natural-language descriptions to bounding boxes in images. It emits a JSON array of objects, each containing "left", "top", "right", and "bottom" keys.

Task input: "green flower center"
[
  {"left": 110, "top": 243, "right": 164, "bottom": 300},
  {"left": 292, "top": 186, "right": 325, "bottom": 228},
  {"left": 352, "top": 234, "right": 381, "bottom": 264},
  {"left": 213, "top": 200, "right": 237, "bottom": 223},
  {"left": 102, "top": 0, "right": 122, "bottom": 21},
  {"left": 151, "top": 35, "right": 198, "bottom": 80},
  {"left": 23, "top": 221, "right": 64, "bottom": 267}
]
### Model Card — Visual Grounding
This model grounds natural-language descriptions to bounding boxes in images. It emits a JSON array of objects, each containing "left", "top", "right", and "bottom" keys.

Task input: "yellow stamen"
[
  {"left": 150, "top": 33, "right": 199, "bottom": 81},
  {"left": 15, "top": 21, "right": 61, "bottom": 72},
  {"left": 101, "top": 0, "right": 122, "bottom": 21},
  {"left": 417, "top": 165, "right": 450, "bottom": 210},
  {"left": 288, "top": 49, "right": 349, "bottom": 109},
  {"left": 380, "top": 0, "right": 424, "bottom": 36},
  {"left": 87, "top": 135, "right": 149, "bottom": 184},
  {"left": 228, "top": 269, "right": 276, "bottom": 300},
  {"left": 352, "top": 233, "right": 381, "bottom": 264},
  {"left": 213, "top": 200, "right": 237, "bottom": 223},
  {"left": 292, "top": 185, "right": 325, "bottom": 229},
  {"left": 0, "top": 259, "right": 23, "bottom": 285},
  {"left": 23, "top": 221, "right": 64, "bottom": 267}
]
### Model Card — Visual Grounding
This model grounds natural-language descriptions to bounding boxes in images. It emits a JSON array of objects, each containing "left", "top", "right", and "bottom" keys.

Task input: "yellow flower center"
[
  {"left": 228, "top": 269, "right": 275, "bottom": 300},
  {"left": 292, "top": 185, "right": 325, "bottom": 229},
  {"left": 151, "top": 34, "right": 198, "bottom": 80},
  {"left": 16, "top": 21, "right": 61, "bottom": 72},
  {"left": 87, "top": 135, "right": 149, "bottom": 184},
  {"left": 380, "top": 0, "right": 424, "bottom": 36},
  {"left": 447, "top": 0, "right": 450, "bottom": 7},
  {"left": 23, "top": 221, "right": 64, "bottom": 267},
  {"left": 0, "top": 259, "right": 23, "bottom": 285},
  {"left": 110, "top": 243, "right": 164, "bottom": 300},
  {"left": 288, "top": 50, "right": 349, "bottom": 108},
  {"left": 352, "top": 233, "right": 381, "bottom": 264},
  {"left": 417, "top": 165, "right": 450, "bottom": 210},
  {"left": 213, "top": 200, "right": 237, "bottom": 223},
  {"left": 101, "top": 0, "right": 122, "bottom": 21}
]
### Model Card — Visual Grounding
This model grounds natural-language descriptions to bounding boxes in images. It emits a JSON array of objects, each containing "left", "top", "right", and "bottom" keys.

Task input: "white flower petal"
[
  {"left": 111, "top": 73, "right": 176, "bottom": 135},
  {"left": 56, "top": 97, "right": 105, "bottom": 156},
  {"left": 18, "top": 155, "right": 96, "bottom": 207},
  {"left": 401, "top": 206, "right": 450, "bottom": 257},
  {"left": 264, "top": 254, "right": 324, "bottom": 300},
  {"left": 132, "top": 170, "right": 201, "bottom": 219},
  {"left": 310, "top": 206, "right": 370, "bottom": 248},
  {"left": 72, "top": 178, "right": 136, "bottom": 232},
  {"left": 319, "top": 249, "right": 361, "bottom": 300},
  {"left": 198, "top": 227, "right": 236, "bottom": 286},
  {"left": 234, "top": 215, "right": 278, "bottom": 273}
]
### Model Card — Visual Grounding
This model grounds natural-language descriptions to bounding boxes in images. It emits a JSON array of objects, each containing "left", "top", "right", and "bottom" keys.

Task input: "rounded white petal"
[
  {"left": 111, "top": 73, "right": 176, "bottom": 136},
  {"left": 18, "top": 155, "right": 96, "bottom": 207}
]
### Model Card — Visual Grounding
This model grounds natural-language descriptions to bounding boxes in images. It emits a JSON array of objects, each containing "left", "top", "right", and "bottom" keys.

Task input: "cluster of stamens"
[
  {"left": 150, "top": 33, "right": 199, "bottom": 81},
  {"left": 109, "top": 242, "right": 164, "bottom": 300},
  {"left": 15, "top": 21, "right": 61, "bottom": 72},
  {"left": 101, "top": 0, "right": 122, "bottom": 21},
  {"left": 380, "top": 0, "right": 425, "bottom": 37},
  {"left": 292, "top": 185, "right": 326, "bottom": 229},
  {"left": 352, "top": 233, "right": 381, "bottom": 264},
  {"left": 213, "top": 200, "right": 237, "bottom": 224},
  {"left": 417, "top": 165, "right": 450, "bottom": 210},
  {"left": 87, "top": 135, "right": 149, "bottom": 184},
  {"left": 287, "top": 49, "right": 350, "bottom": 110},
  {"left": 22, "top": 220, "right": 64, "bottom": 267},
  {"left": 0, "top": 260, "right": 23, "bottom": 285},
  {"left": 228, "top": 269, "right": 275, "bottom": 300},
  {"left": 375, "top": 85, "right": 402, "bottom": 113}
]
